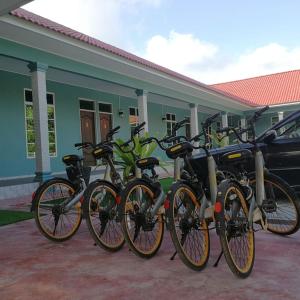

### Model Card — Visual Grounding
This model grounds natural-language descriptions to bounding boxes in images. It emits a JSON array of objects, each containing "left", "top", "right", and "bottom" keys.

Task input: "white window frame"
[
  {"left": 129, "top": 106, "right": 139, "bottom": 128},
  {"left": 98, "top": 101, "right": 114, "bottom": 140},
  {"left": 24, "top": 88, "right": 57, "bottom": 159},
  {"left": 78, "top": 98, "right": 96, "bottom": 144},
  {"left": 185, "top": 116, "right": 191, "bottom": 139},
  {"left": 166, "top": 112, "right": 176, "bottom": 136},
  {"left": 228, "top": 115, "right": 234, "bottom": 127}
]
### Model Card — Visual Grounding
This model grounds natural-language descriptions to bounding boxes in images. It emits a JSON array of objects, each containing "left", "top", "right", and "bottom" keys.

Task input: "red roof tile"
[
  {"left": 9, "top": 8, "right": 255, "bottom": 107},
  {"left": 211, "top": 70, "right": 300, "bottom": 106}
]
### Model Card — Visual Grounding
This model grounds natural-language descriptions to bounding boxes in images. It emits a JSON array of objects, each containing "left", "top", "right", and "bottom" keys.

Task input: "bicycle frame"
[
  {"left": 149, "top": 157, "right": 181, "bottom": 218},
  {"left": 247, "top": 149, "right": 268, "bottom": 228}
]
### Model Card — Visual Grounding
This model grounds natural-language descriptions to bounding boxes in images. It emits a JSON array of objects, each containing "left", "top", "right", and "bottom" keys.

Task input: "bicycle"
[
  {"left": 217, "top": 108, "right": 300, "bottom": 236},
  {"left": 83, "top": 122, "right": 148, "bottom": 251},
  {"left": 214, "top": 106, "right": 300, "bottom": 277},
  {"left": 31, "top": 142, "right": 93, "bottom": 242},
  {"left": 165, "top": 113, "right": 253, "bottom": 277},
  {"left": 31, "top": 126, "right": 121, "bottom": 242},
  {"left": 119, "top": 119, "right": 189, "bottom": 258}
]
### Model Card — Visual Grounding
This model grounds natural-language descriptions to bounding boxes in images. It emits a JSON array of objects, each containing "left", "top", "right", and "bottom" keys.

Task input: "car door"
[{"left": 263, "top": 116, "right": 300, "bottom": 193}]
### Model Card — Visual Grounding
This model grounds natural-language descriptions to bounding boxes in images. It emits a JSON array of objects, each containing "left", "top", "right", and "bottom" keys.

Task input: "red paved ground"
[{"left": 0, "top": 217, "right": 300, "bottom": 300}]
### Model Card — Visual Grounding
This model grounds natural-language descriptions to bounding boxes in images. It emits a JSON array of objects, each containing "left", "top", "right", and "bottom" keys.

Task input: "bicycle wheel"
[
  {"left": 120, "top": 179, "right": 164, "bottom": 258},
  {"left": 216, "top": 180, "right": 255, "bottom": 278},
  {"left": 166, "top": 182, "right": 210, "bottom": 271},
  {"left": 83, "top": 180, "right": 125, "bottom": 252},
  {"left": 249, "top": 172, "right": 300, "bottom": 235},
  {"left": 33, "top": 178, "right": 82, "bottom": 242}
]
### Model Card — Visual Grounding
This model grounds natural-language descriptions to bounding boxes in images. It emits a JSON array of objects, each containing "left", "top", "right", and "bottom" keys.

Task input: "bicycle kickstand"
[
  {"left": 213, "top": 250, "right": 223, "bottom": 267},
  {"left": 170, "top": 250, "right": 177, "bottom": 260}
]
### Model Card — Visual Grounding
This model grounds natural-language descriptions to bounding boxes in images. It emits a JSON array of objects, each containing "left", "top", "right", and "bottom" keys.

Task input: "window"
[
  {"left": 80, "top": 100, "right": 94, "bottom": 111},
  {"left": 271, "top": 115, "right": 279, "bottom": 126},
  {"left": 228, "top": 115, "right": 234, "bottom": 127},
  {"left": 166, "top": 113, "right": 176, "bottom": 136},
  {"left": 216, "top": 121, "right": 221, "bottom": 131},
  {"left": 24, "top": 89, "right": 57, "bottom": 158},
  {"left": 129, "top": 107, "right": 139, "bottom": 129},
  {"left": 99, "top": 102, "right": 113, "bottom": 141},
  {"left": 238, "top": 120, "right": 242, "bottom": 130},
  {"left": 99, "top": 102, "right": 112, "bottom": 114}
]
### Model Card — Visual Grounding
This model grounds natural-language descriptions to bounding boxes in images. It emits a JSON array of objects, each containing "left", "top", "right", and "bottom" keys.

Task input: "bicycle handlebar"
[
  {"left": 132, "top": 122, "right": 146, "bottom": 136},
  {"left": 249, "top": 105, "right": 269, "bottom": 123},
  {"left": 172, "top": 118, "right": 189, "bottom": 133},
  {"left": 203, "top": 112, "right": 220, "bottom": 127},
  {"left": 106, "top": 126, "right": 120, "bottom": 141}
]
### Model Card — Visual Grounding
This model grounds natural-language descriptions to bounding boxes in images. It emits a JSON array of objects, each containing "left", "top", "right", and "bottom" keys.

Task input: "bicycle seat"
[
  {"left": 166, "top": 142, "right": 193, "bottom": 159},
  {"left": 92, "top": 144, "right": 113, "bottom": 159},
  {"left": 62, "top": 154, "right": 82, "bottom": 166},
  {"left": 136, "top": 157, "right": 159, "bottom": 170}
]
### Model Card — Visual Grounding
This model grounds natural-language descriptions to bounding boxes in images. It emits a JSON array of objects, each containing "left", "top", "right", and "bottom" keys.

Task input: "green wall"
[{"left": 1, "top": 68, "right": 299, "bottom": 179}]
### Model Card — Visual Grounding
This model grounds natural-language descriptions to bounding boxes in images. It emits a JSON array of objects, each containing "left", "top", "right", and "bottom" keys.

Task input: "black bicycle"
[
  {"left": 217, "top": 106, "right": 300, "bottom": 236},
  {"left": 31, "top": 142, "right": 92, "bottom": 242},
  {"left": 83, "top": 123, "right": 147, "bottom": 251},
  {"left": 119, "top": 119, "right": 190, "bottom": 258}
]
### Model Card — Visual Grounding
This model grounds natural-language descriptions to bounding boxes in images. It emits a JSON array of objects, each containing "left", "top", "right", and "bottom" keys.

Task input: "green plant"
[
  {"left": 209, "top": 129, "right": 229, "bottom": 148},
  {"left": 114, "top": 133, "right": 157, "bottom": 180}
]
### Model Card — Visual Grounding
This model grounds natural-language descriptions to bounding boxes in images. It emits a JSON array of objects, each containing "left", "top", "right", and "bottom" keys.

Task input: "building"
[{"left": 0, "top": 5, "right": 299, "bottom": 198}]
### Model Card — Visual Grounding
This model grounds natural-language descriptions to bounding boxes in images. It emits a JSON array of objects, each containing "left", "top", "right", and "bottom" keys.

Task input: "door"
[
  {"left": 80, "top": 110, "right": 96, "bottom": 166},
  {"left": 99, "top": 113, "right": 112, "bottom": 141}
]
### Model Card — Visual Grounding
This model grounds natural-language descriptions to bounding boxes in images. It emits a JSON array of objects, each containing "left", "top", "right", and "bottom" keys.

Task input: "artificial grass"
[{"left": 0, "top": 210, "right": 34, "bottom": 227}]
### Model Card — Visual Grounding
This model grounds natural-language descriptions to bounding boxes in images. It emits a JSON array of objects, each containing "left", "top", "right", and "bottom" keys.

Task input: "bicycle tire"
[
  {"left": 33, "top": 178, "right": 82, "bottom": 242},
  {"left": 120, "top": 179, "right": 164, "bottom": 258},
  {"left": 166, "top": 181, "right": 210, "bottom": 271},
  {"left": 83, "top": 180, "right": 125, "bottom": 252},
  {"left": 249, "top": 172, "right": 300, "bottom": 235},
  {"left": 216, "top": 180, "right": 255, "bottom": 278}
]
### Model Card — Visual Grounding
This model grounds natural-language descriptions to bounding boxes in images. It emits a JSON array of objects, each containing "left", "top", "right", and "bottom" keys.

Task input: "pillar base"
[{"left": 34, "top": 171, "right": 53, "bottom": 183}]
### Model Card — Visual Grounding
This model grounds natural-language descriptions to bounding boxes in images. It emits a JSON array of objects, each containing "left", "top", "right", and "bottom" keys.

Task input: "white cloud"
[
  {"left": 21, "top": 1, "right": 300, "bottom": 84},
  {"left": 142, "top": 31, "right": 300, "bottom": 84},
  {"left": 23, "top": 0, "right": 161, "bottom": 47},
  {"left": 144, "top": 31, "right": 218, "bottom": 71}
]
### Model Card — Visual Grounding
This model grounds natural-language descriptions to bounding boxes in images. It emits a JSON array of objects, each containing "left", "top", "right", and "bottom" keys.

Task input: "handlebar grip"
[
  {"left": 133, "top": 122, "right": 146, "bottom": 135},
  {"left": 74, "top": 142, "right": 90, "bottom": 148},
  {"left": 173, "top": 118, "right": 189, "bottom": 132},
  {"left": 203, "top": 112, "right": 220, "bottom": 127},
  {"left": 106, "top": 126, "right": 121, "bottom": 140},
  {"left": 110, "top": 125, "right": 120, "bottom": 133},
  {"left": 256, "top": 105, "right": 269, "bottom": 117},
  {"left": 209, "top": 112, "right": 221, "bottom": 121}
]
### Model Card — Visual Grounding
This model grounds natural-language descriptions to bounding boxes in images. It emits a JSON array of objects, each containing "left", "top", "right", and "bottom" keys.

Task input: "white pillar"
[
  {"left": 28, "top": 62, "right": 51, "bottom": 182},
  {"left": 240, "top": 117, "right": 247, "bottom": 141},
  {"left": 221, "top": 112, "right": 229, "bottom": 146},
  {"left": 278, "top": 111, "right": 284, "bottom": 121},
  {"left": 136, "top": 89, "right": 149, "bottom": 132},
  {"left": 190, "top": 104, "right": 199, "bottom": 144}
]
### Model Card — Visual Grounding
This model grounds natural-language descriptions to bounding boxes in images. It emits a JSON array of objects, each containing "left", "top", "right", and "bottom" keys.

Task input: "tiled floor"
[{"left": 0, "top": 217, "right": 300, "bottom": 300}]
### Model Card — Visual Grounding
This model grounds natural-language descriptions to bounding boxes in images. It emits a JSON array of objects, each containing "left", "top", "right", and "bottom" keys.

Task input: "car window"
[{"left": 277, "top": 120, "right": 300, "bottom": 139}]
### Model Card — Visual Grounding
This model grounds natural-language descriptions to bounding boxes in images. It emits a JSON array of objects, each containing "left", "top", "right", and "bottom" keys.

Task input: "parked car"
[{"left": 190, "top": 110, "right": 300, "bottom": 195}]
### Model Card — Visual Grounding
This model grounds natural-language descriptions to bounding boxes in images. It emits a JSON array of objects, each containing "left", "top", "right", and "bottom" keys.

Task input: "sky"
[{"left": 22, "top": 0, "right": 300, "bottom": 84}]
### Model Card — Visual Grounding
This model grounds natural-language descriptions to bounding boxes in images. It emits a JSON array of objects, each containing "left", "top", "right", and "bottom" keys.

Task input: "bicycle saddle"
[
  {"left": 62, "top": 154, "right": 83, "bottom": 166},
  {"left": 136, "top": 157, "right": 159, "bottom": 170}
]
